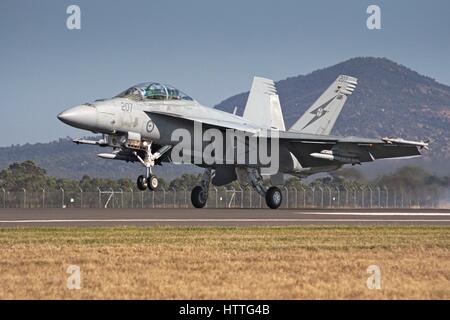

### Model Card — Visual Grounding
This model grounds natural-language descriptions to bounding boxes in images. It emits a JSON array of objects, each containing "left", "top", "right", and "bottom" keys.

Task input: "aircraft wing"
[
  {"left": 279, "top": 131, "right": 428, "bottom": 167},
  {"left": 145, "top": 110, "right": 260, "bottom": 133},
  {"left": 146, "top": 110, "right": 428, "bottom": 167}
]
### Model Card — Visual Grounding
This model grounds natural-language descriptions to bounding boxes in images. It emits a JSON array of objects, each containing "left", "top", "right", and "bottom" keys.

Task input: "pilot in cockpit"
[{"left": 144, "top": 83, "right": 166, "bottom": 100}]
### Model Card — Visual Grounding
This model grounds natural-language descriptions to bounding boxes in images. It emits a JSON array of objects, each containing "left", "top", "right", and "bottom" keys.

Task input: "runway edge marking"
[
  {"left": 293, "top": 211, "right": 450, "bottom": 216},
  {"left": 1, "top": 218, "right": 450, "bottom": 224}
]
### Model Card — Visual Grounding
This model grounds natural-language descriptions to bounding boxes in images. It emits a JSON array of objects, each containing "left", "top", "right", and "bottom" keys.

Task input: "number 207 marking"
[{"left": 121, "top": 102, "right": 132, "bottom": 112}]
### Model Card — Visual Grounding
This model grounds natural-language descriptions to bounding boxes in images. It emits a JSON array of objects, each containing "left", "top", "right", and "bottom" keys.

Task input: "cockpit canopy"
[{"left": 116, "top": 82, "right": 194, "bottom": 101}]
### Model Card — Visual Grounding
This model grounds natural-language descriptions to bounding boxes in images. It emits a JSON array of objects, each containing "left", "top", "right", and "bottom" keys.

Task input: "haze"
[{"left": 1, "top": 0, "right": 449, "bottom": 146}]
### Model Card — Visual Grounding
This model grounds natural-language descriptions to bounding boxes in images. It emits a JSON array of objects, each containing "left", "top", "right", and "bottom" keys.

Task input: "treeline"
[{"left": 0, "top": 160, "right": 449, "bottom": 193}]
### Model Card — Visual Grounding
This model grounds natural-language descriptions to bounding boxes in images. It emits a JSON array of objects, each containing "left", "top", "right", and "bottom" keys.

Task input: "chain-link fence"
[{"left": 0, "top": 186, "right": 446, "bottom": 209}]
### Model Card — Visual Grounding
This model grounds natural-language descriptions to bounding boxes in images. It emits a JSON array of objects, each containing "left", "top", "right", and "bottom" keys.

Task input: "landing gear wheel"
[
  {"left": 191, "top": 186, "right": 208, "bottom": 208},
  {"left": 265, "top": 186, "right": 282, "bottom": 209},
  {"left": 147, "top": 175, "right": 159, "bottom": 191},
  {"left": 137, "top": 175, "right": 148, "bottom": 191}
]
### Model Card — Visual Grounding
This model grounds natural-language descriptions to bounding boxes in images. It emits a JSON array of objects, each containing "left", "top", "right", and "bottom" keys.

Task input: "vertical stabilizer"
[
  {"left": 243, "top": 77, "right": 286, "bottom": 130},
  {"left": 289, "top": 75, "right": 357, "bottom": 135}
]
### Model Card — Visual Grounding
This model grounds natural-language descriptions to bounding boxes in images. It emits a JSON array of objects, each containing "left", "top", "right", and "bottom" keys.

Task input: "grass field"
[{"left": 0, "top": 226, "right": 449, "bottom": 299}]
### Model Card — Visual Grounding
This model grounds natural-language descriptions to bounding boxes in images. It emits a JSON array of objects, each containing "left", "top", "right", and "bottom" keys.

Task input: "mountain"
[
  {"left": 0, "top": 57, "right": 448, "bottom": 179},
  {"left": 0, "top": 139, "right": 201, "bottom": 180},
  {"left": 216, "top": 57, "right": 450, "bottom": 164}
]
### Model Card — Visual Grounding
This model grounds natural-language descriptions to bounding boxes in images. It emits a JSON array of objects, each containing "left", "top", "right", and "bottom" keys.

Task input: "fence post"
[
  {"left": 393, "top": 188, "right": 397, "bottom": 208},
  {"left": 384, "top": 186, "right": 389, "bottom": 208},
  {"left": 300, "top": 186, "right": 306, "bottom": 208},
  {"left": 163, "top": 188, "right": 167, "bottom": 208},
  {"left": 130, "top": 188, "right": 134, "bottom": 209},
  {"left": 172, "top": 188, "right": 176, "bottom": 208},
  {"left": 182, "top": 187, "right": 187, "bottom": 208},
  {"left": 97, "top": 187, "right": 102, "bottom": 208},
  {"left": 408, "top": 189, "right": 412, "bottom": 208},
  {"left": 335, "top": 187, "right": 340, "bottom": 208},
  {"left": 292, "top": 187, "right": 298, "bottom": 209},
  {"left": 214, "top": 187, "right": 218, "bottom": 208},
  {"left": 346, "top": 187, "right": 351, "bottom": 208},
  {"left": 60, "top": 187, "right": 65, "bottom": 208},
  {"left": 283, "top": 186, "right": 289, "bottom": 208},
  {"left": 109, "top": 188, "right": 114, "bottom": 208},
  {"left": 377, "top": 186, "right": 381, "bottom": 208},
  {"left": 42, "top": 188, "right": 45, "bottom": 209},
  {"left": 79, "top": 187, "right": 83, "bottom": 208},
  {"left": 360, "top": 186, "right": 365, "bottom": 208},
  {"left": 401, "top": 189, "right": 404, "bottom": 208},
  {"left": 119, "top": 188, "right": 124, "bottom": 208},
  {"left": 238, "top": 186, "right": 243, "bottom": 208},
  {"left": 318, "top": 186, "right": 324, "bottom": 208},
  {"left": 327, "top": 187, "right": 332, "bottom": 208},
  {"left": 23, "top": 188, "right": 26, "bottom": 209},
  {"left": 311, "top": 187, "right": 315, "bottom": 208},
  {"left": 1, "top": 188, "right": 5, "bottom": 208},
  {"left": 345, "top": 186, "right": 349, "bottom": 207},
  {"left": 368, "top": 186, "right": 373, "bottom": 208},
  {"left": 229, "top": 186, "right": 235, "bottom": 208},
  {"left": 259, "top": 190, "right": 262, "bottom": 208},
  {"left": 224, "top": 188, "right": 228, "bottom": 207}
]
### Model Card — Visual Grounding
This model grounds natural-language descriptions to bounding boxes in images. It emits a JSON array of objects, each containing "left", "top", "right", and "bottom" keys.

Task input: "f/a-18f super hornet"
[{"left": 57, "top": 75, "right": 429, "bottom": 209}]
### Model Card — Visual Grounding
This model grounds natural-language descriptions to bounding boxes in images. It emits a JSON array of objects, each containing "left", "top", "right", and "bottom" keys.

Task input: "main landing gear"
[
  {"left": 265, "top": 186, "right": 282, "bottom": 209},
  {"left": 191, "top": 169, "right": 213, "bottom": 208},
  {"left": 244, "top": 167, "right": 282, "bottom": 209},
  {"left": 190, "top": 168, "right": 283, "bottom": 209}
]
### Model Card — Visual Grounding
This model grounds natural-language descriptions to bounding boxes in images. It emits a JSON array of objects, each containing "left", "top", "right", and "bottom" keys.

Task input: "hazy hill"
[
  {"left": 0, "top": 57, "right": 448, "bottom": 179},
  {"left": 0, "top": 139, "right": 201, "bottom": 180}
]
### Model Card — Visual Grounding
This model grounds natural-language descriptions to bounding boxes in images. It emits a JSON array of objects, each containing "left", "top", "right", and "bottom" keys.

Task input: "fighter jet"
[{"left": 57, "top": 75, "right": 429, "bottom": 209}]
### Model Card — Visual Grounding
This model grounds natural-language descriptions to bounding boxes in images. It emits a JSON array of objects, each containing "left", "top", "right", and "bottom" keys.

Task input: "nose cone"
[{"left": 57, "top": 105, "right": 97, "bottom": 130}]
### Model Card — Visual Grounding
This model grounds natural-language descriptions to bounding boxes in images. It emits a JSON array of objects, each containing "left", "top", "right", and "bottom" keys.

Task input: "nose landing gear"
[
  {"left": 134, "top": 142, "right": 168, "bottom": 192},
  {"left": 147, "top": 175, "right": 159, "bottom": 191},
  {"left": 136, "top": 173, "right": 159, "bottom": 191},
  {"left": 137, "top": 175, "right": 148, "bottom": 191}
]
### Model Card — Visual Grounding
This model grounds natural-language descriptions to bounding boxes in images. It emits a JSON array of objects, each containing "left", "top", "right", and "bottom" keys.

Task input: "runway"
[{"left": 0, "top": 208, "right": 449, "bottom": 226}]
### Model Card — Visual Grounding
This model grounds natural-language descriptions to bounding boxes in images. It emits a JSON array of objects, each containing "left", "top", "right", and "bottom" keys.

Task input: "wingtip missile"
[{"left": 382, "top": 137, "right": 429, "bottom": 150}]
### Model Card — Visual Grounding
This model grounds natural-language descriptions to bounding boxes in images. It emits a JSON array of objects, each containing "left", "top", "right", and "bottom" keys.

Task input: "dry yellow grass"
[{"left": 0, "top": 226, "right": 449, "bottom": 299}]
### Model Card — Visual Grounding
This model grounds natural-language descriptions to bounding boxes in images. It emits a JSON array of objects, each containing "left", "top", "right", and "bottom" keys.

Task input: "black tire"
[
  {"left": 147, "top": 175, "right": 159, "bottom": 191},
  {"left": 137, "top": 175, "right": 147, "bottom": 191},
  {"left": 191, "top": 186, "right": 208, "bottom": 208},
  {"left": 265, "top": 186, "right": 282, "bottom": 209}
]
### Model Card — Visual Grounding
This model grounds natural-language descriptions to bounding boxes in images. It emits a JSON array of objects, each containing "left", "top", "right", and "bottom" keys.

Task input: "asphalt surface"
[{"left": 0, "top": 208, "right": 449, "bottom": 227}]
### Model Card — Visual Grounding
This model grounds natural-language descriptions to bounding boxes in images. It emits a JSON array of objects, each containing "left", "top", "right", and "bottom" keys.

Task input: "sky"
[{"left": 0, "top": 0, "right": 449, "bottom": 146}]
